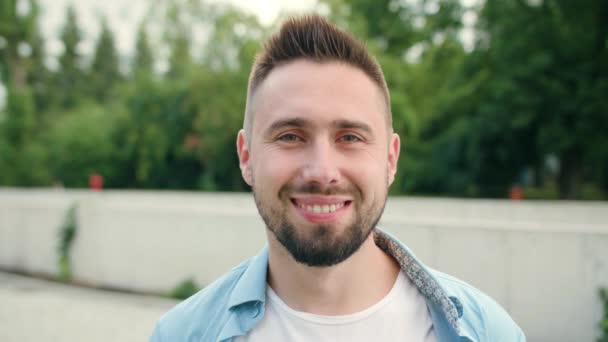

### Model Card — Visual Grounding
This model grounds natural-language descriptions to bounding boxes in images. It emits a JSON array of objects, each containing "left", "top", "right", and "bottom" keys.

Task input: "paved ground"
[{"left": 0, "top": 271, "right": 178, "bottom": 342}]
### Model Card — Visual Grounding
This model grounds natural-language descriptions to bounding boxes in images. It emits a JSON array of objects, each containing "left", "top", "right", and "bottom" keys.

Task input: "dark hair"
[{"left": 244, "top": 14, "right": 391, "bottom": 137}]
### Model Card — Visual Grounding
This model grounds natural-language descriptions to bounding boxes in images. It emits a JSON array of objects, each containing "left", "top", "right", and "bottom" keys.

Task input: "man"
[{"left": 151, "top": 15, "right": 525, "bottom": 341}]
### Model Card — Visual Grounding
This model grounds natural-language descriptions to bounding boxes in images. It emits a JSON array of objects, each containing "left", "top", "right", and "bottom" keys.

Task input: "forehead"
[{"left": 249, "top": 60, "right": 388, "bottom": 135}]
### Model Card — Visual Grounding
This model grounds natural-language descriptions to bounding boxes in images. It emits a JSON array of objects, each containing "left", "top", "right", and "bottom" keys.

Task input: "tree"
[
  {"left": 202, "top": 5, "right": 265, "bottom": 71},
  {"left": 56, "top": 5, "right": 85, "bottom": 108},
  {"left": 0, "top": 0, "right": 47, "bottom": 111},
  {"left": 162, "top": 1, "right": 194, "bottom": 80},
  {"left": 320, "top": 0, "right": 462, "bottom": 57},
  {"left": 466, "top": 0, "right": 608, "bottom": 198},
  {"left": 47, "top": 102, "right": 126, "bottom": 187},
  {"left": 0, "top": 0, "right": 39, "bottom": 87},
  {"left": 132, "top": 22, "right": 154, "bottom": 78},
  {"left": 27, "top": 22, "right": 51, "bottom": 113},
  {"left": 0, "top": 0, "right": 51, "bottom": 186},
  {"left": 89, "top": 17, "right": 121, "bottom": 102}
]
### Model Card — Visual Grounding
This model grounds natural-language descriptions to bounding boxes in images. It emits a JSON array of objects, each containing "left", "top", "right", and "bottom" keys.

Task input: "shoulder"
[
  {"left": 430, "top": 269, "right": 526, "bottom": 342},
  {"left": 150, "top": 260, "right": 251, "bottom": 341}
]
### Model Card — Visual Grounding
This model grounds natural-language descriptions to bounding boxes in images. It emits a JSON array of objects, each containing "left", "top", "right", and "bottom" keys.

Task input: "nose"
[{"left": 300, "top": 139, "right": 340, "bottom": 186}]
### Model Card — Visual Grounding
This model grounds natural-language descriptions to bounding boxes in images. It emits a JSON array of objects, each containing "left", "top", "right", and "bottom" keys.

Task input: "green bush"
[
  {"left": 522, "top": 185, "right": 560, "bottom": 200},
  {"left": 57, "top": 203, "right": 78, "bottom": 282},
  {"left": 600, "top": 288, "right": 608, "bottom": 342},
  {"left": 523, "top": 184, "right": 606, "bottom": 201},
  {"left": 46, "top": 103, "right": 125, "bottom": 188},
  {"left": 169, "top": 277, "right": 201, "bottom": 300}
]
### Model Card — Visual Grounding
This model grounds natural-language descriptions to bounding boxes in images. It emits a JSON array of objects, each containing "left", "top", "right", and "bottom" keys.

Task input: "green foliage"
[
  {"left": 460, "top": 0, "right": 608, "bottom": 198},
  {"left": 0, "top": 0, "right": 606, "bottom": 199},
  {"left": 0, "top": 85, "right": 52, "bottom": 186},
  {"left": 55, "top": 5, "right": 85, "bottom": 109},
  {"left": 57, "top": 203, "right": 78, "bottom": 282},
  {"left": 89, "top": 17, "right": 121, "bottom": 101},
  {"left": 168, "top": 277, "right": 200, "bottom": 300},
  {"left": 600, "top": 288, "right": 608, "bottom": 342},
  {"left": 0, "top": 0, "right": 40, "bottom": 86},
  {"left": 522, "top": 184, "right": 606, "bottom": 201},
  {"left": 132, "top": 23, "right": 154, "bottom": 77},
  {"left": 120, "top": 77, "right": 197, "bottom": 188},
  {"left": 521, "top": 185, "right": 560, "bottom": 201},
  {"left": 47, "top": 102, "right": 125, "bottom": 187}
]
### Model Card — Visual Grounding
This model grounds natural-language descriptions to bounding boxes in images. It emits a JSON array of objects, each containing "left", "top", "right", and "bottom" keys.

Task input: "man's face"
[{"left": 237, "top": 59, "right": 400, "bottom": 267}]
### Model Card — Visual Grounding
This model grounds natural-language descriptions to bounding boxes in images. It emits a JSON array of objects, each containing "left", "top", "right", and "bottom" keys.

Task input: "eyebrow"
[
  {"left": 263, "top": 117, "right": 374, "bottom": 137},
  {"left": 264, "top": 118, "right": 310, "bottom": 137},
  {"left": 331, "top": 119, "right": 373, "bottom": 135}
]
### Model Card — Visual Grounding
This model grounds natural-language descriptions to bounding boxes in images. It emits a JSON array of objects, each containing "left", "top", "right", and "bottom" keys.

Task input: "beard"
[{"left": 252, "top": 180, "right": 387, "bottom": 267}]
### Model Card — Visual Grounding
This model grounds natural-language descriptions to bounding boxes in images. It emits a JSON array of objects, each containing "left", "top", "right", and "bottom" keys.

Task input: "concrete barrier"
[{"left": 0, "top": 188, "right": 606, "bottom": 341}]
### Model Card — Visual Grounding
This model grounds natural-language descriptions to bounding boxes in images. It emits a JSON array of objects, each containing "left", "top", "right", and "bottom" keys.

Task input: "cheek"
[
  {"left": 252, "top": 151, "right": 299, "bottom": 187},
  {"left": 344, "top": 156, "right": 389, "bottom": 201},
  {"left": 355, "top": 166, "right": 387, "bottom": 192},
  {"left": 346, "top": 150, "right": 388, "bottom": 179}
]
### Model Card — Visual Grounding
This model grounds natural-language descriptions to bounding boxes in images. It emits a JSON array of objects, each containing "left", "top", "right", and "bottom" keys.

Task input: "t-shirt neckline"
[{"left": 266, "top": 271, "right": 405, "bottom": 325}]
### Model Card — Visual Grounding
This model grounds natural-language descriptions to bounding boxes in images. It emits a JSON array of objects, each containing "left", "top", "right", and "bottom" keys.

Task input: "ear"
[
  {"left": 387, "top": 132, "right": 400, "bottom": 186},
  {"left": 236, "top": 129, "right": 253, "bottom": 186}
]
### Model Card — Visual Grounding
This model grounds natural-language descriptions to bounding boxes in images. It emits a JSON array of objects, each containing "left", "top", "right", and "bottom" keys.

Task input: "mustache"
[{"left": 282, "top": 182, "right": 358, "bottom": 196}]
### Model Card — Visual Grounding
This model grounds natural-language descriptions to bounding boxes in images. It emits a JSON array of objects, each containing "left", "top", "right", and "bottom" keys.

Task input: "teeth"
[{"left": 298, "top": 202, "right": 345, "bottom": 214}]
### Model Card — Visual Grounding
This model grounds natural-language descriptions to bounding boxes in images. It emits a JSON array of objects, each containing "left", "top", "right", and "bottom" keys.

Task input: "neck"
[{"left": 266, "top": 230, "right": 400, "bottom": 315}]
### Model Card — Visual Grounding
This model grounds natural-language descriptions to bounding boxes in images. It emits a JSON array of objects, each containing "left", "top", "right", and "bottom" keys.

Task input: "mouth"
[{"left": 290, "top": 197, "right": 352, "bottom": 223}]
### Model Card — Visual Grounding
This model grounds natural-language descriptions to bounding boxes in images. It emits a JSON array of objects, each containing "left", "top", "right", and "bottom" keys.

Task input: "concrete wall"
[{"left": 1, "top": 188, "right": 607, "bottom": 341}]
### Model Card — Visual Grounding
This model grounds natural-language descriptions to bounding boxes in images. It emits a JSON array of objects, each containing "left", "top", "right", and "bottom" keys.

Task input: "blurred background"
[
  {"left": 1, "top": 0, "right": 606, "bottom": 199},
  {"left": 0, "top": 0, "right": 607, "bottom": 341}
]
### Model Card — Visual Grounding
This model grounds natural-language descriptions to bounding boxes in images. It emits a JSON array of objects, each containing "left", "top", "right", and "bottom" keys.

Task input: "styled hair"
[{"left": 243, "top": 14, "right": 391, "bottom": 138}]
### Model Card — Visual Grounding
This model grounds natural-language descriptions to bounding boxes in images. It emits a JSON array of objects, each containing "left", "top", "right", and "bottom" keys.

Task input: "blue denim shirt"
[{"left": 151, "top": 229, "right": 525, "bottom": 342}]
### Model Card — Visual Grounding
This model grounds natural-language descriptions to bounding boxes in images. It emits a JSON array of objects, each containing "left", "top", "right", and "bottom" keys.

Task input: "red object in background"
[
  {"left": 89, "top": 173, "right": 103, "bottom": 191},
  {"left": 509, "top": 185, "right": 523, "bottom": 200}
]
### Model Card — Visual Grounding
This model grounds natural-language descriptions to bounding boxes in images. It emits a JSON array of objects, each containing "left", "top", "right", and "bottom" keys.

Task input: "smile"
[
  {"left": 296, "top": 202, "right": 345, "bottom": 214},
  {"left": 290, "top": 197, "right": 352, "bottom": 223}
]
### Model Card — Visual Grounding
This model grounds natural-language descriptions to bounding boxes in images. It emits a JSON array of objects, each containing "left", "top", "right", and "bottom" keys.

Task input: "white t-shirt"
[{"left": 235, "top": 271, "right": 437, "bottom": 342}]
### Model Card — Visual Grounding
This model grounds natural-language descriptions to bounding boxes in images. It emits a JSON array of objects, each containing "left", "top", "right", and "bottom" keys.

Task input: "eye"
[
  {"left": 277, "top": 133, "right": 302, "bottom": 142},
  {"left": 338, "top": 134, "right": 362, "bottom": 143}
]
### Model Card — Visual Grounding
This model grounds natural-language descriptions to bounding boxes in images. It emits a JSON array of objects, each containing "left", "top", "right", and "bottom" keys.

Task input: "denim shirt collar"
[
  {"left": 221, "top": 228, "right": 466, "bottom": 341},
  {"left": 228, "top": 247, "right": 268, "bottom": 308}
]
